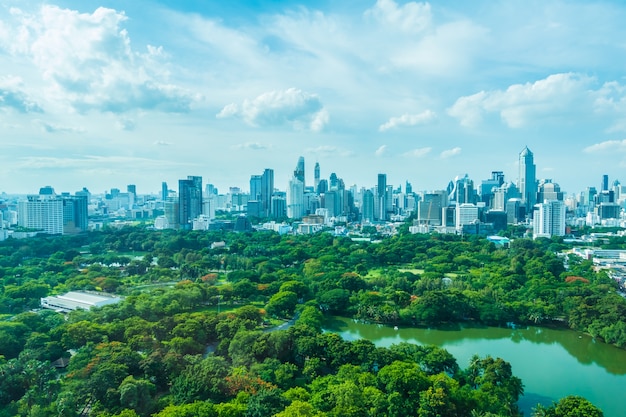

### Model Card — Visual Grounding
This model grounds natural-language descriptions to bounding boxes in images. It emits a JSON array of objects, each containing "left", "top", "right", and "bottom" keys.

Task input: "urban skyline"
[
  {"left": 2, "top": 1, "right": 626, "bottom": 194},
  {"left": 0, "top": 148, "right": 622, "bottom": 201}
]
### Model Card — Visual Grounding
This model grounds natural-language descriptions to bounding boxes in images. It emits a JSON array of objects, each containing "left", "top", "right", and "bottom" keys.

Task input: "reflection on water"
[{"left": 324, "top": 316, "right": 626, "bottom": 417}]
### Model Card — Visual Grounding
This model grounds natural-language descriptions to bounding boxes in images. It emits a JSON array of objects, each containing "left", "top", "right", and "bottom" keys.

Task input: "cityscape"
[
  {"left": 2, "top": 2, "right": 626, "bottom": 416},
  {"left": 1, "top": 146, "right": 624, "bottom": 241}
]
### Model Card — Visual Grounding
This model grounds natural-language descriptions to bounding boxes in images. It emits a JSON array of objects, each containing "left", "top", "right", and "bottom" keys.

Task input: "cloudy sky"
[{"left": 1, "top": 0, "right": 626, "bottom": 196}]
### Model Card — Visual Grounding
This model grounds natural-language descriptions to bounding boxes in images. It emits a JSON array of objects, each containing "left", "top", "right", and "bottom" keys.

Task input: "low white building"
[{"left": 41, "top": 291, "right": 122, "bottom": 313}]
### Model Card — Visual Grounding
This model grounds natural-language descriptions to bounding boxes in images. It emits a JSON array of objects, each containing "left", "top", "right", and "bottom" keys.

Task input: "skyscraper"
[
  {"left": 288, "top": 157, "right": 305, "bottom": 219},
  {"left": 601, "top": 174, "right": 609, "bottom": 192},
  {"left": 287, "top": 176, "right": 305, "bottom": 219},
  {"left": 250, "top": 174, "right": 262, "bottom": 201},
  {"left": 261, "top": 169, "right": 274, "bottom": 217},
  {"left": 314, "top": 162, "right": 320, "bottom": 192},
  {"left": 294, "top": 156, "right": 305, "bottom": 187},
  {"left": 376, "top": 173, "right": 387, "bottom": 221},
  {"left": 161, "top": 182, "right": 168, "bottom": 201},
  {"left": 518, "top": 146, "right": 537, "bottom": 212},
  {"left": 178, "top": 176, "right": 203, "bottom": 229}
]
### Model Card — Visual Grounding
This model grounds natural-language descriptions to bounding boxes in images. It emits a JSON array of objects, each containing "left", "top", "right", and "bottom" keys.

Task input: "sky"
[{"left": 1, "top": 0, "right": 626, "bottom": 196}]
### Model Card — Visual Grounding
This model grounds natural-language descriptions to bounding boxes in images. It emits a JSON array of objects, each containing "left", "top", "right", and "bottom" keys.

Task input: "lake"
[{"left": 324, "top": 317, "right": 626, "bottom": 417}]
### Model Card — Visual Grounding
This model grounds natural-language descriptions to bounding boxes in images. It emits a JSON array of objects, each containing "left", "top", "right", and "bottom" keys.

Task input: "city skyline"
[{"left": 2, "top": 1, "right": 626, "bottom": 194}]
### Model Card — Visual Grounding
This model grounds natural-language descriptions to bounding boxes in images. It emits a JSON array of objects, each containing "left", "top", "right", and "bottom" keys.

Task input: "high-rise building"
[
  {"left": 287, "top": 179, "right": 305, "bottom": 219},
  {"left": 261, "top": 169, "right": 274, "bottom": 217},
  {"left": 361, "top": 189, "right": 374, "bottom": 223},
  {"left": 518, "top": 146, "right": 537, "bottom": 213},
  {"left": 456, "top": 203, "right": 479, "bottom": 230},
  {"left": 161, "top": 182, "right": 168, "bottom": 201},
  {"left": 480, "top": 171, "right": 504, "bottom": 206},
  {"left": 294, "top": 156, "right": 305, "bottom": 187},
  {"left": 178, "top": 176, "right": 203, "bottom": 229},
  {"left": 601, "top": 174, "right": 609, "bottom": 192},
  {"left": 62, "top": 194, "right": 88, "bottom": 234},
  {"left": 532, "top": 200, "right": 566, "bottom": 239},
  {"left": 449, "top": 174, "right": 476, "bottom": 204},
  {"left": 376, "top": 173, "right": 387, "bottom": 221},
  {"left": 537, "top": 179, "right": 564, "bottom": 202},
  {"left": 250, "top": 175, "right": 262, "bottom": 201},
  {"left": 164, "top": 197, "right": 179, "bottom": 229},
  {"left": 18, "top": 195, "right": 64, "bottom": 235},
  {"left": 417, "top": 190, "right": 447, "bottom": 225},
  {"left": 314, "top": 162, "right": 320, "bottom": 192}
]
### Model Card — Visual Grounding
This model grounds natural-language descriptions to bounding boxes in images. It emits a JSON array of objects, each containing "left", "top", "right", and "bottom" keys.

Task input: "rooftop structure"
[{"left": 41, "top": 291, "right": 122, "bottom": 313}]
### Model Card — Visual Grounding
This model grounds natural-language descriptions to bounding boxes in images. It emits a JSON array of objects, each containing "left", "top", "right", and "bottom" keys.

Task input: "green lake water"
[{"left": 324, "top": 317, "right": 626, "bottom": 417}]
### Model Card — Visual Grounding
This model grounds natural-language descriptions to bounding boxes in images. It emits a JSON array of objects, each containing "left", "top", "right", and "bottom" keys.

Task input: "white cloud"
[
  {"left": 305, "top": 145, "right": 354, "bottom": 157},
  {"left": 403, "top": 147, "right": 432, "bottom": 158},
  {"left": 448, "top": 73, "right": 595, "bottom": 128},
  {"left": 375, "top": 145, "right": 388, "bottom": 157},
  {"left": 0, "top": 76, "right": 42, "bottom": 113},
  {"left": 233, "top": 142, "right": 268, "bottom": 150},
  {"left": 440, "top": 147, "right": 461, "bottom": 158},
  {"left": 379, "top": 110, "right": 436, "bottom": 131},
  {"left": 1, "top": 6, "right": 195, "bottom": 114},
  {"left": 217, "top": 88, "right": 328, "bottom": 132},
  {"left": 365, "top": 0, "right": 432, "bottom": 33},
  {"left": 154, "top": 140, "right": 172, "bottom": 146},
  {"left": 583, "top": 139, "right": 626, "bottom": 153}
]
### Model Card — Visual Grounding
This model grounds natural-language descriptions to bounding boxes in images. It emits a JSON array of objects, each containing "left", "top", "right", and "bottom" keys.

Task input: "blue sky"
[{"left": 1, "top": 0, "right": 626, "bottom": 196}]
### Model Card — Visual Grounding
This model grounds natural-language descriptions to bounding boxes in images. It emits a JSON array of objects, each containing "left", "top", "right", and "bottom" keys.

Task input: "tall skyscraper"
[
  {"left": 250, "top": 175, "right": 262, "bottom": 201},
  {"left": 518, "top": 146, "right": 537, "bottom": 212},
  {"left": 376, "top": 173, "right": 387, "bottom": 221},
  {"left": 287, "top": 176, "right": 305, "bottom": 219},
  {"left": 314, "top": 162, "right": 320, "bottom": 192},
  {"left": 294, "top": 156, "right": 305, "bottom": 187},
  {"left": 601, "top": 174, "right": 609, "bottom": 192},
  {"left": 178, "top": 176, "right": 203, "bottom": 229},
  {"left": 161, "top": 182, "right": 168, "bottom": 201},
  {"left": 261, "top": 169, "right": 274, "bottom": 217},
  {"left": 361, "top": 189, "right": 374, "bottom": 223}
]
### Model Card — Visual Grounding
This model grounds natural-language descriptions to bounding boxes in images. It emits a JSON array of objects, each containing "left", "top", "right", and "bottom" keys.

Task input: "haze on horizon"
[{"left": 1, "top": 0, "right": 626, "bottom": 196}]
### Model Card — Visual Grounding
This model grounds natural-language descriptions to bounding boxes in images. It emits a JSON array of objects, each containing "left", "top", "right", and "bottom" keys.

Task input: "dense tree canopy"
[{"left": 0, "top": 225, "right": 615, "bottom": 416}]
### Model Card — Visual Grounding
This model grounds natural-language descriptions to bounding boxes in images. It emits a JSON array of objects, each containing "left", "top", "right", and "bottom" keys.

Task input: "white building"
[
  {"left": 533, "top": 200, "right": 566, "bottom": 239},
  {"left": 18, "top": 195, "right": 64, "bottom": 235},
  {"left": 287, "top": 177, "right": 305, "bottom": 219},
  {"left": 456, "top": 203, "right": 479, "bottom": 230},
  {"left": 41, "top": 291, "right": 122, "bottom": 313}
]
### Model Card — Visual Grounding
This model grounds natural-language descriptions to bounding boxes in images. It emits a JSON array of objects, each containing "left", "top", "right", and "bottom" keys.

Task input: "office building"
[
  {"left": 287, "top": 176, "right": 305, "bottom": 219},
  {"left": 314, "top": 162, "right": 320, "bottom": 192},
  {"left": 178, "top": 176, "right": 203, "bottom": 229},
  {"left": 519, "top": 146, "right": 537, "bottom": 213},
  {"left": 533, "top": 200, "right": 566, "bottom": 239},
  {"left": 18, "top": 195, "right": 64, "bottom": 235}
]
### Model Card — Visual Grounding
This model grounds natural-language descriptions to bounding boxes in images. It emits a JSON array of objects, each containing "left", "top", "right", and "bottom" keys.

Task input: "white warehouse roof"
[{"left": 41, "top": 291, "right": 122, "bottom": 313}]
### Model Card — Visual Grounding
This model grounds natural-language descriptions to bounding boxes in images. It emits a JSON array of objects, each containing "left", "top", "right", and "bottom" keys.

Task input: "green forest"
[{"left": 0, "top": 225, "right": 619, "bottom": 416}]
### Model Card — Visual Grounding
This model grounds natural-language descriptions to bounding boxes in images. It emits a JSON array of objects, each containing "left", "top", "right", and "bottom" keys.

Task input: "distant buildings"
[{"left": 3, "top": 147, "right": 626, "bottom": 238}]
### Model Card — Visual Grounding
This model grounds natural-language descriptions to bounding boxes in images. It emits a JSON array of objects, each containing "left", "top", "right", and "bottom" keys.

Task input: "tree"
[
  {"left": 119, "top": 376, "right": 157, "bottom": 417},
  {"left": 266, "top": 291, "right": 298, "bottom": 318},
  {"left": 171, "top": 356, "right": 230, "bottom": 404},
  {"left": 245, "top": 388, "right": 288, "bottom": 417},
  {"left": 549, "top": 395, "right": 603, "bottom": 417}
]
